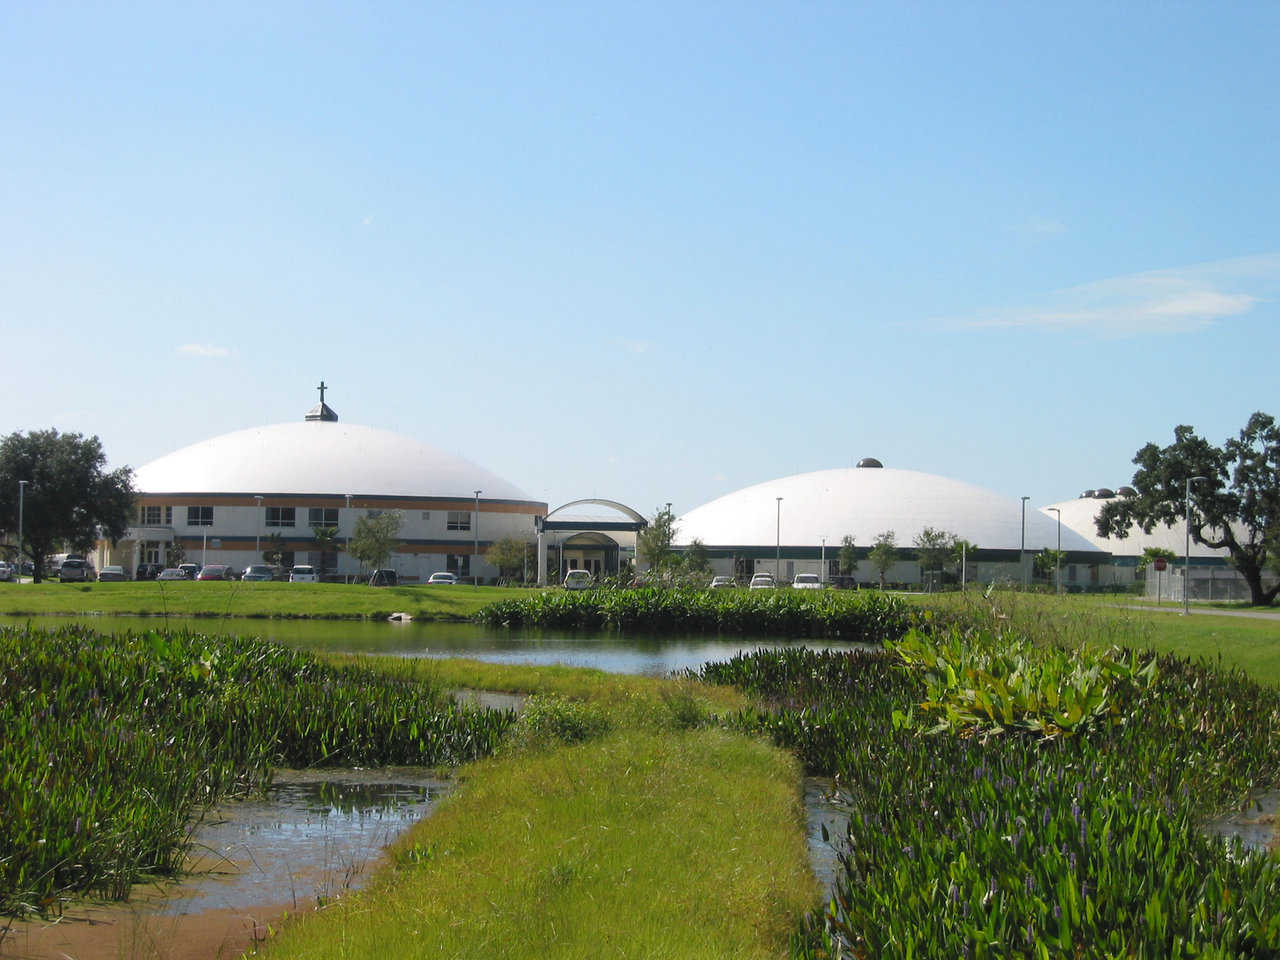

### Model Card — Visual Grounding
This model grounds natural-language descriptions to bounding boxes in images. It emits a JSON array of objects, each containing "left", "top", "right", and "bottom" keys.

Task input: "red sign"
[{"left": 1153, "top": 558, "right": 1167, "bottom": 571}]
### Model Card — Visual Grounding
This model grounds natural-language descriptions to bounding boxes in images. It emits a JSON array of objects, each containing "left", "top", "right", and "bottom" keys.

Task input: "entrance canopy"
[
  {"left": 536, "top": 500, "right": 647, "bottom": 584},
  {"left": 538, "top": 499, "right": 648, "bottom": 534}
]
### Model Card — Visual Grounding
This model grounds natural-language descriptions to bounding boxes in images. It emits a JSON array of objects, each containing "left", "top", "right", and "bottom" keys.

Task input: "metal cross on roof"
[{"left": 317, "top": 380, "right": 327, "bottom": 404}]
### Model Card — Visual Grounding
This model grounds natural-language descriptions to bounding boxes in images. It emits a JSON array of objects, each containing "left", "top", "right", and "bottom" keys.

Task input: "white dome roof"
[
  {"left": 676, "top": 467, "right": 1103, "bottom": 553},
  {"left": 135, "top": 421, "right": 533, "bottom": 501},
  {"left": 1043, "top": 497, "right": 1232, "bottom": 559}
]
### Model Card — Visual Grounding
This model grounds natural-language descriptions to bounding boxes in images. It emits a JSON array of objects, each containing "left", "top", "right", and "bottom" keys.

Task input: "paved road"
[{"left": 1115, "top": 603, "right": 1280, "bottom": 622}]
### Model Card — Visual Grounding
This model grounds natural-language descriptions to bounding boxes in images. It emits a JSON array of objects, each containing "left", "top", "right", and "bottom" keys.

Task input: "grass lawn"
[
  {"left": 263, "top": 661, "right": 808, "bottom": 960},
  {"left": 915, "top": 590, "right": 1280, "bottom": 685},
  {"left": 264, "top": 728, "right": 815, "bottom": 960},
  {"left": 0, "top": 580, "right": 531, "bottom": 620}
]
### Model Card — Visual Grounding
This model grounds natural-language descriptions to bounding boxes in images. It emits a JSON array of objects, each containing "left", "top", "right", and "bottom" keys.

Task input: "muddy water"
[
  {"left": 805, "top": 778, "right": 847, "bottom": 893},
  {"left": 1205, "top": 789, "right": 1280, "bottom": 855},
  {"left": 0, "top": 770, "right": 448, "bottom": 960}
]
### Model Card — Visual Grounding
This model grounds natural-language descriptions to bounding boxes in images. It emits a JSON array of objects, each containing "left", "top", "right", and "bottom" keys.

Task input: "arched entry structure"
[{"left": 537, "top": 499, "right": 648, "bottom": 585}]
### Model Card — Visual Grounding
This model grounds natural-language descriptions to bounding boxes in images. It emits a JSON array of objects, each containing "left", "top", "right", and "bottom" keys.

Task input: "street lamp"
[
  {"left": 17, "top": 480, "right": 28, "bottom": 582},
  {"left": 253, "top": 495, "right": 264, "bottom": 557},
  {"left": 474, "top": 489, "right": 481, "bottom": 587},
  {"left": 1184, "top": 476, "right": 1208, "bottom": 615},
  {"left": 775, "top": 497, "right": 783, "bottom": 579},
  {"left": 1020, "top": 496, "right": 1030, "bottom": 588},
  {"left": 1047, "top": 507, "right": 1062, "bottom": 594},
  {"left": 820, "top": 536, "right": 826, "bottom": 585}
]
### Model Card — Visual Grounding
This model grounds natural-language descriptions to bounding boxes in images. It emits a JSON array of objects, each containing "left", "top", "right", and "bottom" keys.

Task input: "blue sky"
[{"left": 2, "top": 2, "right": 1277, "bottom": 516}]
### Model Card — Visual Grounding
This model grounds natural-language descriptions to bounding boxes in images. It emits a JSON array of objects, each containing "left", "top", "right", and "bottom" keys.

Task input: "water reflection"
[
  {"left": 4, "top": 615, "right": 876, "bottom": 676},
  {"left": 170, "top": 768, "right": 448, "bottom": 915}
]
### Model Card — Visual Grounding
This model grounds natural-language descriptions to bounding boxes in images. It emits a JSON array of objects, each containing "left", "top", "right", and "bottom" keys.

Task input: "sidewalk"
[{"left": 1115, "top": 603, "right": 1280, "bottom": 622}]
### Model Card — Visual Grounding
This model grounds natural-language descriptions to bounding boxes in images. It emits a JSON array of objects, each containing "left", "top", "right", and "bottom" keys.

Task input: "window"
[
  {"left": 138, "top": 505, "right": 173, "bottom": 526},
  {"left": 266, "top": 507, "right": 296, "bottom": 528},
  {"left": 447, "top": 511, "right": 471, "bottom": 531},
  {"left": 446, "top": 554, "right": 472, "bottom": 575},
  {"left": 142, "top": 541, "right": 160, "bottom": 564},
  {"left": 187, "top": 506, "right": 213, "bottom": 527},
  {"left": 308, "top": 507, "right": 339, "bottom": 527},
  {"left": 421, "top": 511, "right": 430, "bottom": 520}
]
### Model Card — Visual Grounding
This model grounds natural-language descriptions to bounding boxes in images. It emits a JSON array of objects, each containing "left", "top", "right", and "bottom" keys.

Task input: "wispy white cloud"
[
  {"left": 617, "top": 338, "right": 652, "bottom": 355},
  {"left": 176, "top": 343, "right": 231, "bottom": 359},
  {"left": 950, "top": 253, "right": 1280, "bottom": 337}
]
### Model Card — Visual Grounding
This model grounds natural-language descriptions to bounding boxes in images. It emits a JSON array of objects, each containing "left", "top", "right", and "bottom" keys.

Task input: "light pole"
[
  {"left": 775, "top": 497, "right": 783, "bottom": 580},
  {"left": 17, "top": 480, "right": 28, "bottom": 582},
  {"left": 1020, "top": 496, "right": 1030, "bottom": 588},
  {"left": 473, "top": 490, "right": 481, "bottom": 587},
  {"left": 1048, "top": 507, "right": 1062, "bottom": 594},
  {"left": 1184, "top": 476, "right": 1208, "bottom": 615},
  {"left": 820, "top": 536, "right": 826, "bottom": 584},
  {"left": 253, "top": 495, "right": 264, "bottom": 558}
]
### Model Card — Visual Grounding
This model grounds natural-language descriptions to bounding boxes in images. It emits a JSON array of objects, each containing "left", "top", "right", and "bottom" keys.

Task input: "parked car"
[
  {"left": 289, "top": 564, "right": 319, "bottom": 583},
  {"left": 156, "top": 568, "right": 188, "bottom": 580},
  {"left": 98, "top": 565, "right": 128, "bottom": 582},
  {"left": 178, "top": 563, "right": 200, "bottom": 580},
  {"left": 197, "top": 564, "right": 235, "bottom": 581},
  {"left": 135, "top": 563, "right": 163, "bottom": 581},
  {"left": 0, "top": 561, "right": 15, "bottom": 582},
  {"left": 708, "top": 575, "right": 735, "bottom": 589},
  {"left": 563, "top": 569, "right": 594, "bottom": 590},
  {"left": 748, "top": 573, "right": 777, "bottom": 590},
  {"left": 792, "top": 573, "right": 823, "bottom": 590},
  {"left": 241, "top": 564, "right": 275, "bottom": 582},
  {"left": 58, "top": 558, "right": 90, "bottom": 582},
  {"left": 427, "top": 571, "right": 458, "bottom": 585},
  {"left": 369, "top": 568, "right": 399, "bottom": 587}
]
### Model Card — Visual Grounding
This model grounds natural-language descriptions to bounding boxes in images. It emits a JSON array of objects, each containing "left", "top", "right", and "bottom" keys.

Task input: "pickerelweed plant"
[
  {"left": 476, "top": 586, "right": 920, "bottom": 639},
  {"left": 696, "top": 637, "right": 1280, "bottom": 957},
  {"left": 0, "top": 624, "right": 516, "bottom": 917}
]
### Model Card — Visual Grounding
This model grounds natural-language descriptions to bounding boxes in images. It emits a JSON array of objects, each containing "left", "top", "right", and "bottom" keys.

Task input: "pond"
[{"left": 3, "top": 614, "right": 877, "bottom": 675}]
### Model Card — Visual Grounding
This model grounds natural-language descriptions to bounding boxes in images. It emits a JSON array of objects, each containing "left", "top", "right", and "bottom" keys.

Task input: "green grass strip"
[
  {"left": 0, "top": 580, "right": 529, "bottom": 620},
  {"left": 264, "top": 728, "right": 816, "bottom": 960}
]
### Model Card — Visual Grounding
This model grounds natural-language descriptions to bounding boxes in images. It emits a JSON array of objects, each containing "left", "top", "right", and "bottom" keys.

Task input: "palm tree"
[{"left": 312, "top": 525, "right": 340, "bottom": 580}]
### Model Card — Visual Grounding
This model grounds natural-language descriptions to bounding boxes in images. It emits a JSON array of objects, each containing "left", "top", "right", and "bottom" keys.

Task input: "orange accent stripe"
[{"left": 136, "top": 495, "right": 545, "bottom": 515}]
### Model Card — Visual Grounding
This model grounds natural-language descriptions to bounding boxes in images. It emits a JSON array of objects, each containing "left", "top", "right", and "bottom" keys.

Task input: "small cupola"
[{"left": 305, "top": 380, "right": 339, "bottom": 422}]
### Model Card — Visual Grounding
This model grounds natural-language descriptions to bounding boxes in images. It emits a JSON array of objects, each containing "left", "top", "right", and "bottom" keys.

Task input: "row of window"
[
  {"left": 264, "top": 507, "right": 336, "bottom": 528},
  {"left": 140, "top": 505, "right": 474, "bottom": 530}
]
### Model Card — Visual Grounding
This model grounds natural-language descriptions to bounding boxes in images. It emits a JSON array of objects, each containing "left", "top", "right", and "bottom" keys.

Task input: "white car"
[
  {"left": 563, "top": 569, "right": 594, "bottom": 590},
  {"left": 792, "top": 573, "right": 824, "bottom": 590},
  {"left": 427, "top": 571, "right": 458, "bottom": 585},
  {"left": 708, "top": 576, "right": 735, "bottom": 589},
  {"left": 289, "top": 565, "right": 319, "bottom": 583},
  {"left": 748, "top": 573, "right": 776, "bottom": 590},
  {"left": 0, "top": 561, "right": 15, "bottom": 582}
]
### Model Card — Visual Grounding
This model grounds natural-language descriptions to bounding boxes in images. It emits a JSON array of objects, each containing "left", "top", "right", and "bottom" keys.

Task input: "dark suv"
[{"left": 135, "top": 563, "right": 163, "bottom": 581}]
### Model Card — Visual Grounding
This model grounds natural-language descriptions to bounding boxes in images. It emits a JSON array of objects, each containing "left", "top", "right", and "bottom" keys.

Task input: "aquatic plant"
[
  {"left": 476, "top": 587, "right": 920, "bottom": 639},
  {"left": 889, "top": 628, "right": 1160, "bottom": 739},
  {"left": 0, "top": 624, "right": 516, "bottom": 915},
  {"left": 695, "top": 642, "right": 1280, "bottom": 956}
]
